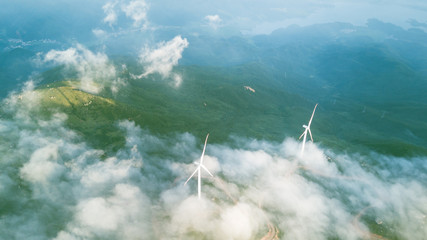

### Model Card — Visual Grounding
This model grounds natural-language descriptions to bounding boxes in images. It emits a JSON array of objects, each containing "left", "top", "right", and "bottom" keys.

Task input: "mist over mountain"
[{"left": 1, "top": 1, "right": 427, "bottom": 239}]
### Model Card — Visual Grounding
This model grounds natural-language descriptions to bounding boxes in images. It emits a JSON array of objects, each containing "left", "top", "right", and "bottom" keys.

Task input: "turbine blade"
[
  {"left": 199, "top": 133, "right": 209, "bottom": 165},
  {"left": 300, "top": 139, "right": 306, "bottom": 156},
  {"left": 307, "top": 103, "right": 318, "bottom": 127},
  {"left": 308, "top": 128, "right": 313, "bottom": 142},
  {"left": 301, "top": 130, "right": 307, "bottom": 155},
  {"left": 299, "top": 130, "right": 306, "bottom": 140},
  {"left": 184, "top": 167, "right": 199, "bottom": 185},
  {"left": 200, "top": 164, "right": 214, "bottom": 177}
]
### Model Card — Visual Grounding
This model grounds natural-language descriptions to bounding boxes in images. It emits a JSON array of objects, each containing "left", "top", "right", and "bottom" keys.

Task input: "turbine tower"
[
  {"left": 184, "top": 133, "right": 214, "bottom": 199},
  {"left": 299, "top": 103, "right": 318, "bottom": 156}
]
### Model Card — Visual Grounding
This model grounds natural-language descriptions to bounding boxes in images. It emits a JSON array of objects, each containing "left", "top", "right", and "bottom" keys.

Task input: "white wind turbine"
[
  {"left": 184, "top": 133, "right": 214, "bottom": 199},
  {"left": 299, "top": 103, "right": 318, "bottom": 156}
]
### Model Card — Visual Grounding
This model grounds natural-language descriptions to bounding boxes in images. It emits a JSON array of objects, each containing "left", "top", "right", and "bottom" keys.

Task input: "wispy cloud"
[
  {"left": 205, "top": 14, "right": 222, "bottom": 29},
  {"left": 43, "top": 44, "right": 121, "bottom": 94},
  {"left": 1, "top": 81, "right": 426, "bottom": 239},
  {"left": 135, "top": 35, "right": 189, "bottom": 87},
  {"left": 102, "top": 0, "right": 149, "bottom": 29},
  {"left": 5, "top": 38, "right": 59, "bottom": 50},
  {"left": 121, "top": 0, "right": 149, "bottom": 28},
  {"left": 103, "top": 1, "right": 118, "bottom": 26},
  {"left": 0, "top": 90, "right": 151, "bottom": 238},
  {"left": 92, "top": 28, "right": 107, "bottom": 38}
]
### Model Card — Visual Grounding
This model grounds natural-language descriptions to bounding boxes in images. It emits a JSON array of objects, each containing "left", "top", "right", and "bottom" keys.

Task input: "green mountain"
[
  {"left": 36, "top": 65, "right": 312, "bottom": 153},
  {"left": 36, "top": 58, "right": 427, "bottom": 157},
  {"left": 17, "top": 21, "right": 427, "bottom": 157}
]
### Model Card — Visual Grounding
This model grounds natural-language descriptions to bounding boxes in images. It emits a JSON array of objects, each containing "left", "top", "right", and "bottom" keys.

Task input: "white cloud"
[
  {"left": 0, "top": 98, "right": 152, "bottom": 238},
  {"left": 61, "top": 184, "right": 151, "bottom": 239},
  {"left": 103, "top": 1, "right": 118, "bottom": 26},
  {"left": 138, "top": 35, "right": 188, "bottom": 79},
  {"left": 1, "top": 85, "right": 426, "bottom": 239},
  {"left": 92, "top": 28, "right": 107, "bottom": 38},
  {"left": 44, "top": 48, "right": 79, "bottom": 65},
  {"left": 3, "top": 80, "right": 42, "bottom": 124},
  {"left": 101, "top": 0, "right": 150, "bottom": 30},
  {"left": 218, "top": 203, "right": 264, "bottom": 239},
  {"left": 121, "top": 0, "right": 149, "bottom": 28},
  {"left": 44, "top": 44, "right": 119, "bottom": 94},
  {"left": 171, "top": 73, "right": 183, "bottom": 87},
  {"left": 111, "top": 77, "right": 127, "bottom": 94},
  {"left": 20, "top": 144, "right": 63, "bottom": 184},
  {"left": 205, "top": 14, "right": 222, "bottom": 29}
]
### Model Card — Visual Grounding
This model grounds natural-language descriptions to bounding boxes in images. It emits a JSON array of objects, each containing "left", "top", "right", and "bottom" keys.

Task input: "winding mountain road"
[{"left": 352, "top": 206, "right": 388, "bottom": 240}]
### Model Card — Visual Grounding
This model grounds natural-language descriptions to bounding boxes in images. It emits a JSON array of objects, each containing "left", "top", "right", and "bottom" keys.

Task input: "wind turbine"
[
  {"left": 184, "top": 133, "right": 214, "bottom": 199},
  {"left": 299, "top": 103, "right": 318, "bottom": 156}
]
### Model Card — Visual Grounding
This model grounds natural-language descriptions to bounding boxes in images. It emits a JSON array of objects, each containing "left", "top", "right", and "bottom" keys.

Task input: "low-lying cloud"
[
  {"left": 102, "top": 0, "right": 149, "bottom": 28},
  {"left": 205, "top": 14, "right": 222, "bottom": 29},
  {"left": 103, "top": 1, "right": 118, "bottom": 27},
  {"left": 122, "top": 0, "right": 149, "bottom": 28},
  {"left": 0, "top": 83, "right": 426, "bottom": 239},
  {"left": 41, "top": 34, "right": 188, "bottom": 94},
  {"left": 136, "top": 35, "right": 189, "bottom": 87},
  {"left": 43, "top": 44, "right": 125, "bottom": 94}
]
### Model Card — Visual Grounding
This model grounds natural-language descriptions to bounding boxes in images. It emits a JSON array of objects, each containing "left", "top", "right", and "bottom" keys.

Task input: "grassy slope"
[
  {"left": 112, "top": 65, "right": 309, "bottom": 141},
  {"left": 36, "top": 61, "right": 427, "bottom": 157},
  {"left": 36, "top": 62, "right": 317, "bottom": 155},
  {"left": 36, "top": 26, "right": 427, "bottom": 157},
  {"left": 34, "top": 77, "right": 303, "bottom": 155},
  {"left": 37, "top": 81, "right": 131, "bottom": 153},
  {"left": 249, "top": 29, "right": 427, "bottom": 156}
]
